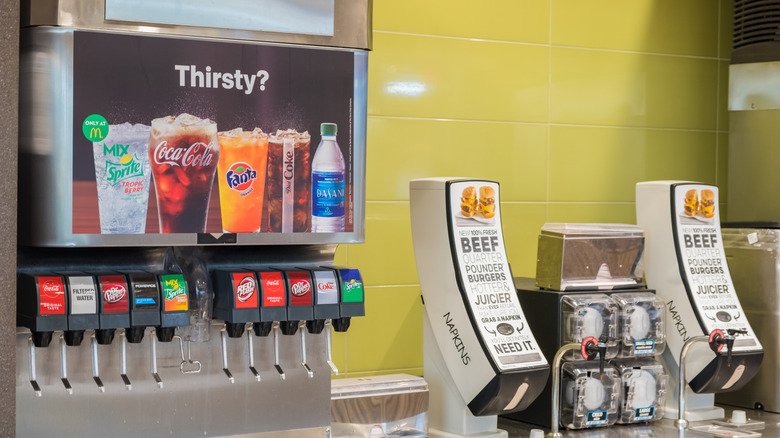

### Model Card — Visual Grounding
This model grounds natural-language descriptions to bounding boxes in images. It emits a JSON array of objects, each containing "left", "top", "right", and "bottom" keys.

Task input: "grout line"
[
  {"left": 373, "top": 30, "right": 729, "bottom": 62},
  {"left": 715, "top": 0, "right": 723, "bottom": 192},
  {"left": 365, "top": 284, "right": 420, "bottom": 289},
  {"left": 342, "top": 368, "right": 424, "bottom": 377},
  {"left": 546, "top": 0, "right": 553, "bottom": 222},
  {"left": 368, "top": 115, "right": 726, "bottom": 134}
]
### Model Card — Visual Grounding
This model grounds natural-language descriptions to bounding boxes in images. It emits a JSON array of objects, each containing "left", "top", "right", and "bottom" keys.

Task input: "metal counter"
[{"left": 499, "top": 406, "right": 779, "bottom": 437}]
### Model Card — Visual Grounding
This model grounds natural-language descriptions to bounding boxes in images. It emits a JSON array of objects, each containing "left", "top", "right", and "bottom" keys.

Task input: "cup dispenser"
[
  {"left": 614, "top": 358, "right": 667, "bottom": 424},
  {"left": 410, "top": 178, "right": 549, "bottom": 438},
  {"left": 636, "top": 181, "right": 764, "bottom": 422}
]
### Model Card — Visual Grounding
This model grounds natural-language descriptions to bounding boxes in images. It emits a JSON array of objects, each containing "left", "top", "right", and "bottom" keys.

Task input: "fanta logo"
[
  {"left": 153, "top": 140, "right": 215, "bottom": 168},
  {"left": 236, "top": 276, "right": 256, "bottom": 302},
  {"left": 104, "top": 285, "right": 127, "bottom": 304},
  {"left": 318, "top": 282, "right": 336, "bottom": 291},
  {"left": 291, "top": 281, "right": 310, "bottom": 297},
  {"left": 226, "top": 162, "right": 257, "bottom": 193}
]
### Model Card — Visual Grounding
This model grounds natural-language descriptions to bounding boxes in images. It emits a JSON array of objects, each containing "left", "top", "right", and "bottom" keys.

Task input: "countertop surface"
[{"left": 498, "top": 406, "right": 778, "bottom": 437}]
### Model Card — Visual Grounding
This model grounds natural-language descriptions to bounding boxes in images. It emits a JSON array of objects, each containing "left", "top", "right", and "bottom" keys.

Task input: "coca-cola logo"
[
  {"left": 40, "top": 280, "right": 63, "bottom": 298},
  {"left": 318, "top": 282, "right": 336, "bottom": 291},
  {"left": 104, "top": 285, "right": 127, "bottom": 304},
  {"left": 291, "top": 280, "right": 310, "bottom": 297},
  {"left": 153, "top": 140, "right": 216, "bottom": 168},
  {"left": 236, "top": 276, "right": 256, "bottom": 302},
  {"left": 265, "top": 279, "right": 280, "bottom": 287}
]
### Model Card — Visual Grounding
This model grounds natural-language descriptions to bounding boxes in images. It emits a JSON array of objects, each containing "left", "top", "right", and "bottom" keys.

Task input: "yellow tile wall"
[{"left": 333, "top": 0, "right": 732, "bottom": 377}]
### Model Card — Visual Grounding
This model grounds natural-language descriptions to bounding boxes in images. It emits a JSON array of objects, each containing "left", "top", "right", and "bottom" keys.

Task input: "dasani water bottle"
[{"left": 311, "top": 123, "right": 345, "bottom": 232}]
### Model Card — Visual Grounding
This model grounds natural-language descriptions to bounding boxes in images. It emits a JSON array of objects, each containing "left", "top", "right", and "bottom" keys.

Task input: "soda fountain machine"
[{"left": 16, "top": 1, "right": 369, "bottom": 437}]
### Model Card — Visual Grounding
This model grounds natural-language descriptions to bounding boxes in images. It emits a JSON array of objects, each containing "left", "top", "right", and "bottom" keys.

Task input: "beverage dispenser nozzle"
[
  {"left": 90, "top": 333, "right": 105, "bottom": 392},
  {"left": 58, "top": 334, "right": 72, "bottom": 394}
]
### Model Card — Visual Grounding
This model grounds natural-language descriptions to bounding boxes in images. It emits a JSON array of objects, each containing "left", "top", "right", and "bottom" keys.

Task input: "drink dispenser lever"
[
  {"left": 220, "top": 327, "right": 235, "bottom": 383},
  {"left": 246, "top": 327, "right": 260, "bottom": 381},
  {"left": 549, "top": 338, "right": 607, "bottom": 438},
  {"left": 299, "top": 322, "right": 314, "bottom": 378},
  {"left": 709, "top": 329, "right": 748, "bottom": 366},
  {"left": 150, "top": 329, "right": 163, "bottom": 388},
  {"left": 91, "top": 333, "right": 105, "bottom": 392},
  {"left": 59, "top": 334, "right": 72, "bottom": 394},
  {"left": 273, "top": 322, "right": 286, "bottom": 380},
  {"left": 325, "top": 320, "right": 338, "bottom": 375},
  {"left": 119, "top": 331, "right": 132, "bottom": 390},
  {"left": 28, "top": 336, "right": 41, "bottom": 397}
]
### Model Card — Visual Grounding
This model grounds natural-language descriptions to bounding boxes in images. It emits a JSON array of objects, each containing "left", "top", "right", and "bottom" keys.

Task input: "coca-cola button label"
[
  {"left": 37, "top": 276, "right": 66, "bottom": 315},
  {"left": 287, "top": 271, "right": 312, "bottom": 306},
  {"left": 232, "top": 273, "right": 258, "bottom": 309},
  {"left": 313, "top": 271, "right": 338, "bottom": 305},
  {"left": 100, "top": 275, "right": 129, "bottom": 313},
  {"left": 259, "top": 272, "right": 285, "bottom": 307}
]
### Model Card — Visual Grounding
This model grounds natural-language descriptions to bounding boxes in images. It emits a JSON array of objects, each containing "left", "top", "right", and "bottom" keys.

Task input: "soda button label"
[
  {"left": 161, "top": 274, "right": 188, "bottom": 312},
  {"left": 339, "top": 269, "right": 364, "bottom": 303},
  {"left": 313, "top": 271, "right": 339, "bottom": 305},
  {"left": 260, "top": 272, "right": 285, "bottom": 307},
  {"left": 232, "top": 273, "right": 258, "bottom": 309},
  {"left": 37, "top": 276, "right": 66, "bottom": 315},
  {"left": 68, "top": 276, "right": 97, "bottom": 315},
  {"left": 100, "top": 275, "right": 129, "bottom": 313},
  {"left": 287, "top": 271, "right": 312, "bottom": 306}
]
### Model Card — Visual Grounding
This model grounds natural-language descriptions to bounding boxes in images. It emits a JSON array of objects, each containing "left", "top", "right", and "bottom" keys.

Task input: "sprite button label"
[
  {"left": 339, "top": 269, "right": 364, "bottom": 303},
  {"left": 161, "top": 274, "right": 189, "bottom": 312}
]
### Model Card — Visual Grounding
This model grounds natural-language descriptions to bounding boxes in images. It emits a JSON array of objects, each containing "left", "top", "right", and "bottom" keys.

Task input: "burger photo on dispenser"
[
  {"left": 700, "top": 189, "right": 715, "bottom": 219},
  {"left": 683, "top": 189, "right": 699, "bottom": 217},
  {"left": 478, "top": 186, "right": 495, "bottom": 219},
  {"left": 459, "top": 186, "right": 478, "bottom": 218}
]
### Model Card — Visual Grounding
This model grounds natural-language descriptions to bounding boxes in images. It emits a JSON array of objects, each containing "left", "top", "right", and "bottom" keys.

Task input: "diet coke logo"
[
  {"left": 153, "top": 140, "right": 216, "bottom": 168},
  {"left": 318, "top": 282, "right": 336, "bottom": 291},
  {"left": 236, "top": 276, "right": 256, "bottom": 302},
  {"left": 290, "top": 280, "right": 310, "bottom": 297},
  {"left": 104, "top": 285, "right": 126, "bottom": 304}
]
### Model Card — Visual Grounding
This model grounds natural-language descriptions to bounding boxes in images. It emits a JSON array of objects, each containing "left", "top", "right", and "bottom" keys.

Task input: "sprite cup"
[{"left": 92, "top": 122, "right": 152, "bottom": 234}]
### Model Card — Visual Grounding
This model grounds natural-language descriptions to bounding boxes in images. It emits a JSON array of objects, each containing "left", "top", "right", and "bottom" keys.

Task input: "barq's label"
[
  {"left": 447, "top": 181, "right": 547, "bottom": 370},
  {"left": 672, "top": 184, "right": 761, "bottom": 352}
]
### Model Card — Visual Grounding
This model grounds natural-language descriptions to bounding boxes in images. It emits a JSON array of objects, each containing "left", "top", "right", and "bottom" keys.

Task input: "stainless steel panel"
[
  {"left": 19, "top": 27, "right": 367, "bottom": 247},
  {"left": 718, "top": 228, "right": 780, "bottom": 412},
  {"left": 729, "top": 62, "right": 780, "bottom": 111},
  {"left": 726, "top": 109, "right": 780, "bottom": 222},
  {"left": 105, "top": 0, "right": 335, "bottom": 37},
  {"left": 16, "top": 322, "right": 332, "bottom": 437},
  {"left": 23, "top": 0, "right": 371, "bottom": 50}
]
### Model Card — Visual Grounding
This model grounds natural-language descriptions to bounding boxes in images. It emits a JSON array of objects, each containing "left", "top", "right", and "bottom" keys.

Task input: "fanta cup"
[{"left": 216, "top": 128, "right": 269, "bottom": 233}]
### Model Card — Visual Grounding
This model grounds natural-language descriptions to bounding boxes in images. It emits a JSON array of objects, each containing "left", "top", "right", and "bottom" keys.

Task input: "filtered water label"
[
  {"left": 312, "top": 171, "right": 345, "bottom": 218},
  {"left": 586, "top": 410, "right": 608, "bottom": 426},
  {"left": 68, "top": 276, "right": 97, "bottom": 315}
]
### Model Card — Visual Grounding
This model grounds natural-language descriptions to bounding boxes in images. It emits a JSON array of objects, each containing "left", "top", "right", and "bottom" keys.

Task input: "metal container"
[
  {"left": 535, "top": 223, "right": 645, "bottom": 291},
  {"left": 718, "top": 226, "right": 780, "bottom": 412}
]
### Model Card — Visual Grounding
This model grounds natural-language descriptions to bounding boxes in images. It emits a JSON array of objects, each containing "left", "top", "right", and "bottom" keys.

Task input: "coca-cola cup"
[{"left": 149, "top": 114, "right": 220, "bottom": 233}]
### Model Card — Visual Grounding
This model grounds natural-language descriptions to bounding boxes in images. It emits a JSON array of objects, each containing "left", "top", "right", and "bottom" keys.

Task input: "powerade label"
[
  {"left": 586, "top": 410, "right": 608, "bottom": 426},
  {"left": 672, "top": 184, "right": 761, "bottom": 353},
  {"left": 313, "top": 270, "right": 339, "bottom": 305},
  {"left": 634, "top": 406, "right": 655, "bottom": 421},
  {"left": 634, "top": 339, "right": 655, "bottom": 355},
  {"left": 446, "top": 181, "right": 547, "bottom": 371},
  {"left": 37, "top": 276, "right": 66, "bottom": 315},
  {"left": 287, "top": 271, "right": 312, "bottom": 306},
  {"left": 67, "top": 276, "right": 97, "bottom": 315},
  {"left": 312, "top": 171, "right": 345, "bottom": 218},
  {"left": 129, "top": 273, "right": 159, "bottom": 310},
  {"left": 259, "top": 272, "right": 285, "bottom": 307},
  {"left": 339, "top": 269, "right": 364, "bottom": 303},
  {"left": 100, "top": 275, "right": 129, "bottom": 313},
  {"left": 232, "top": 273, "right": 258, "bottom": 309},
  {"left": 161, "top": 274, "right": 188, "bottom": 312}
]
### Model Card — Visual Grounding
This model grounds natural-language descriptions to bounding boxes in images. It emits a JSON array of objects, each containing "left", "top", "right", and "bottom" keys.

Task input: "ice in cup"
[
  {"left": 92, "top": 122, "right": 152, "bottom": 234},
  {"left": 148, "top": 113, "right": 220, "bottom": 233},
  {"left": 263, "top": 129, "right": 311, "bottom": 233},
  {"left": 217, "top": 128, "right": 269, "bottom": 233}
]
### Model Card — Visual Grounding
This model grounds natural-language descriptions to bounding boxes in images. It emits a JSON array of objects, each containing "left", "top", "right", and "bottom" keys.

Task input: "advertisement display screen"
[{"left": 72, "top": 31, "right": 356, "bottom": 238}]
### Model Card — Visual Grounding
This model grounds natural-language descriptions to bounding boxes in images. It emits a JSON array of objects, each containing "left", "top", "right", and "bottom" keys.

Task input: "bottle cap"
[{"left": 320, "top": 123, "right": 337, "bottom": 136}]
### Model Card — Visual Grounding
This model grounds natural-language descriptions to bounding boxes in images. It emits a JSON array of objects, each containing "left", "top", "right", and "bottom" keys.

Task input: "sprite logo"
[
  {"left": 163, "top": 276, "right": 186, "bottom": 301},
  {"left": 226, "top": 161, "right": 257, "bottom": 195},
  {"left": 103, "top": 143, "right": 144, "bottom": 186}
]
